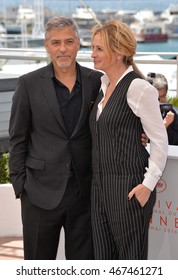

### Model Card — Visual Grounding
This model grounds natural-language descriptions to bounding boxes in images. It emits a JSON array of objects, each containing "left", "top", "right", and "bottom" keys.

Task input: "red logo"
[{"left": 156, "top": 178, "right": 167, "bottom": 193}]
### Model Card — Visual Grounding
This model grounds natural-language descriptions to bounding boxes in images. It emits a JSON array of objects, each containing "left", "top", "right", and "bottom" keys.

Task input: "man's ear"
[
  {"left": 44, "top": 39, "right": 49, "bottom": 53},
  {"left": 77, "top": 38, "right": 81, "bottom": 50}
]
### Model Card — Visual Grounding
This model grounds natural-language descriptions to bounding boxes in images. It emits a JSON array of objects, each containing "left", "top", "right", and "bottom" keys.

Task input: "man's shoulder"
[
  {"left": 173, "top": 106, "right": 178, "bottom": 115},
  {"left": 78, "top": 63, "right": 103, "bottom": 78},
  {"left": 173, "top": 107, "right": 178, "bottom": 124},
  {"left": 20, "top": 64, "right": 50, "bottom": 80}
]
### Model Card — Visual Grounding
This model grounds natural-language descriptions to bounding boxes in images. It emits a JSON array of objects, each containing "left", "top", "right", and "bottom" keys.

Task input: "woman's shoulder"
[{"left": 131, "top": 76, "right": 157, "bottom": 92}]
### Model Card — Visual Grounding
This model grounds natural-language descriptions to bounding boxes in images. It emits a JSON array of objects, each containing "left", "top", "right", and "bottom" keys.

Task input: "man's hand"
[
  {"left": 163, "top": 111, "right": 174, "bottom": 128},
  {"left": 141, "top": 133, "right": 148, "bottom": 147},
  {"left": 19, "top": 192, "right": 23, "bottom": 199}
]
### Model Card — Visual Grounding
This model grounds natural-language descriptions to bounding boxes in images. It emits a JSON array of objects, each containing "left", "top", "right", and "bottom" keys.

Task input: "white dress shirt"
[{"left": 97, "top": 66, "right": 168, "bottom": 191}]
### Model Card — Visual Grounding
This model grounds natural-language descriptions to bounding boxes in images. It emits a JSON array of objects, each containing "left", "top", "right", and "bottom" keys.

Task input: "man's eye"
[{"left": 52, "top": 41, "right": 59, "bottom": 45}]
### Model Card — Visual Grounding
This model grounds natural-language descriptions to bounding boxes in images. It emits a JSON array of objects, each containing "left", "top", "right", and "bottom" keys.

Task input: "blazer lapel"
[
  {"left": 40, "top": 64, "right": 67, "bottom": 133},
  {"left": 71, "top": 65, "right": 94, "bottom": 138}
]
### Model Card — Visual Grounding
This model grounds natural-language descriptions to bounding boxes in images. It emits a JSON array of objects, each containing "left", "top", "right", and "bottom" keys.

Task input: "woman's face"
[{"left": 91, "top": 33, "right": 117, "bottom": 73}]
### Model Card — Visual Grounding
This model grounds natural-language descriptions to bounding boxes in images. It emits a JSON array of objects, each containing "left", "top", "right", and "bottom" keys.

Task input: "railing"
[
  {"left": 0, "top": 47, "right": 47, "bottom": 61},
  {"left": 0, "top": 47, "right": 178, "bottom": 95},
  {"left": 0, "top": 47, "right": 177, "bottom": 153}
]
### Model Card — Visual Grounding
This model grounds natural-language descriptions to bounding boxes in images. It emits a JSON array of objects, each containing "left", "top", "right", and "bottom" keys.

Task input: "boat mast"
[
  {"left": 32, "top": 0, "right": 44, "bottom": 36},
  {"left": 20, "top": 0, "right": 28, "bottom": 48},
  {"left": 2, "top": 0, "right": 7, "bottom": 47},
  {"left": 79, "top": 0, "right": 101, "bottom": 25}
]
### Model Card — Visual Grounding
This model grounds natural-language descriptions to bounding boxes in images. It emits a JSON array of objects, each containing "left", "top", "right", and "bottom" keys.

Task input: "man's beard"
[{"left": 56, "top": 56, "right": 72, "bottom": 69}]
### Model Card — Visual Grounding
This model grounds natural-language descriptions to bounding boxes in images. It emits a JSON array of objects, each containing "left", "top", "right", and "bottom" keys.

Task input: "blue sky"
[{"left": 1, "top": 0, "right": 178, "bottom": 13}]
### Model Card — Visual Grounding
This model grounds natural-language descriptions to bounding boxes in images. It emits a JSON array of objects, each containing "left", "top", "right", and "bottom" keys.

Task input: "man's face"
[
  {"left": 44, "top": 27, "right": 80, "bottom": 69},
  {"left": 158, "top": 88, "right": 167, "bottom": 103}
]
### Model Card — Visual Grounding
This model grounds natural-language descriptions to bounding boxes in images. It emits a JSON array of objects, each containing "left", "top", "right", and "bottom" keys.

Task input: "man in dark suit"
[
  {"left": 9, "top": 16, "right": 102, "bottom": 260},
  {"left": 147, "top": 73, "right": 178, "bottom": 145}
]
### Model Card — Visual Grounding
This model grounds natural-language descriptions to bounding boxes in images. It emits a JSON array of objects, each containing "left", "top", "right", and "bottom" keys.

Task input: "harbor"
[
  {"left": 1, "top": 1, "right": 178, "bottom": 48},
  {"left": 0, "top": 0, "right": 178, "bottom": 159},
  {"left": 0, "top": 0, "right": 178, "bottom": 262}
]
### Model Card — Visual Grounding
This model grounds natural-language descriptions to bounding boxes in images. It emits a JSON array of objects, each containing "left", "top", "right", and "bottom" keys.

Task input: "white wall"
[
  {"left": 0, "top": 184, "right": 22, "bottom": 236},
  {"left": 148, "top": 145, "right": 178, "bottom": 260},
  {"left": 0, "top": 183, "right": 65, "bottom": 259}
]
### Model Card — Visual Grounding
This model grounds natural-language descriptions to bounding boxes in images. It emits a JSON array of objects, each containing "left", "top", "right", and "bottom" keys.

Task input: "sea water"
[{"left": 136, "top": 39, "right": 178, "bottom": 54}]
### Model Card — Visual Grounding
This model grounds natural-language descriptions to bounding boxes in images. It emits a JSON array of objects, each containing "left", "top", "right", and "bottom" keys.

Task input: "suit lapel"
[
  {"left": 71, "top": 65, "right": 93, "bottom": 138},
  {"left": 39, "top": 64, "right": 97, "bottom": 138},
  {"left": 39, "top": 64, "right": 67, "bottom": 133}
]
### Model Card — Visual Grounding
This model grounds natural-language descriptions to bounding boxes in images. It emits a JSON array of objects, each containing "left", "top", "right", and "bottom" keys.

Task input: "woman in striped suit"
[{"left": 89, "top": 20, "right": 168, "bottom": 260}]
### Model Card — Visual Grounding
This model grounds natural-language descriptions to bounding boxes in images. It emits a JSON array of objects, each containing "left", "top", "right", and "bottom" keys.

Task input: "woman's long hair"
[{"left": 91, "top": 20, "right": 145, "bottom": 79}]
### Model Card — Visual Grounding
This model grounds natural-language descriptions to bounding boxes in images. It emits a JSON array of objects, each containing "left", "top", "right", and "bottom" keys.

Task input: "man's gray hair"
[
  {"left": 147, "top": 73, "right": 168, "bottom": 91},
  {"left": 45, "top": 16, "right": 79, "bottom": 39},
  {"left": 152, "top": 73, "right": 168, "bottom": 91}
]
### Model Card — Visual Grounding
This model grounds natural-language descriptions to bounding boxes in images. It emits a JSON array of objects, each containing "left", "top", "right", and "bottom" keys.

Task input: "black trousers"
[
  {"left": 91, "top": 174, "right": 156, "bottom": 260},
  {"left": 21, "top": 175, "right": 93, "bottom": 260}
]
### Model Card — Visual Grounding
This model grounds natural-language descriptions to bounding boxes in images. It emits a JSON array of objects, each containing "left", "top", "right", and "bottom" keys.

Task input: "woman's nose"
[{"left": 91, "top": 50, "right": 96, "bottom": 58}]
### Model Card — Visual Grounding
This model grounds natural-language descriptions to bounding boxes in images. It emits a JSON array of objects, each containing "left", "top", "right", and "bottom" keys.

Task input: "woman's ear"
[{"left": 116, "top": 55, "right": 121, "bottom": 61}]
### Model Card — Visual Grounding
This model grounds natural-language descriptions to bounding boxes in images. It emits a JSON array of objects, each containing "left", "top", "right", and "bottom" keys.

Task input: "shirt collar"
[
  {"left": 100, "top": 66, "right": 133, "bottom": 96},
  {"left": 50, "top": 62, "right": 81, "bottom": 85}
]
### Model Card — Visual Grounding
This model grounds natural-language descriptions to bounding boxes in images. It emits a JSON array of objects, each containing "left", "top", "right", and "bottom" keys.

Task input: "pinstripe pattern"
[{"left": 89, "top": 71, "right": 156, "bottom": 260}]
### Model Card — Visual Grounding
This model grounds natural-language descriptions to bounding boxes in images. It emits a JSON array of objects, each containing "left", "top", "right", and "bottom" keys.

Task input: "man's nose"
[{"left": 59, "top": 43, "right": 66, "bottom": 52}]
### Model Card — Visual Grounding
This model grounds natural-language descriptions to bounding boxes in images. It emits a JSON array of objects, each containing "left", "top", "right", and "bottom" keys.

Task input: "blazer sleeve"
[
  {"left": 9, "top": 75, "right": 31, "bottom": 197},
  {"left": 167, "top": 110, "right": 178, "bottom": 145}
]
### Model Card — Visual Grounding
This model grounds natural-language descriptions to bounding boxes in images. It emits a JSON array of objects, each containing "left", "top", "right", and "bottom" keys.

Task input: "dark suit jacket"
[
  {"left": 9, "top": 62, "right": 102, "bottom": 210},
  {"left": 167, "top": 107, "right": 178, "bottom": 145}
]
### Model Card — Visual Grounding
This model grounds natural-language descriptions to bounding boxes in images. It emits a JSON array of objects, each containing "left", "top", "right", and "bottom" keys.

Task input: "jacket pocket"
[{"left": 25, "top": 156, "right": 45, "bottom": 170}]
